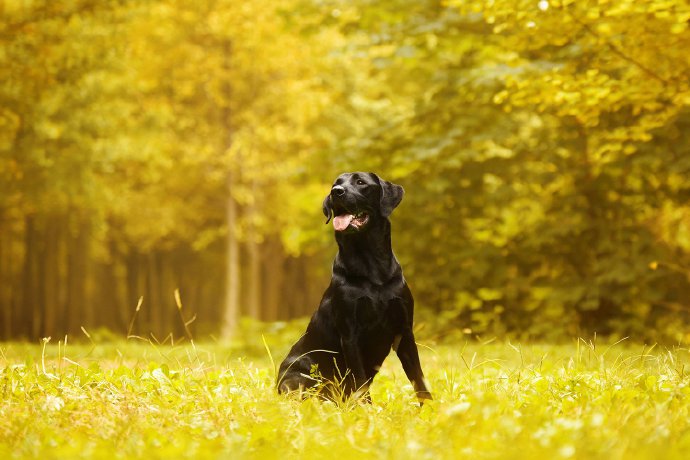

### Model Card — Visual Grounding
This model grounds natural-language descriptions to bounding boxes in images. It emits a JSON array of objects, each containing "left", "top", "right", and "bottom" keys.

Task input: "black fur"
[{"left": 277, "top": 172, "right": 432, "bottom": 403}]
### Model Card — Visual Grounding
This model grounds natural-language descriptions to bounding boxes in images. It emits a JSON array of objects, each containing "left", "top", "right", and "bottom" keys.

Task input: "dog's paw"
[
  {"left": 416, "top": 390, "right": 433, "bottom": 406},
  {"left": 278, "top": 375, "right": 310, "bottom": 397}
]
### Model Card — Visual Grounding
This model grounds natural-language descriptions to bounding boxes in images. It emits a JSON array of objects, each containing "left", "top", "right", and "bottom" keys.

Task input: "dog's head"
[{"left": 322, "top": 172, "right": 404, "bottom": 233}]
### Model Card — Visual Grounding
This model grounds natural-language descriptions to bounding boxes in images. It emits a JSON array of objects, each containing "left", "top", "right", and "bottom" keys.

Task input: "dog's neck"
[{"left": 333, "top": 218, "right": 400, "bottom": 284}]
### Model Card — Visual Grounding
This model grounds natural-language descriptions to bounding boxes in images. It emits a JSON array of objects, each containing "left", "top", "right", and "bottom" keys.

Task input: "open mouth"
[{"left": 333, "top": 212, "right": 369, "bottom": 232}]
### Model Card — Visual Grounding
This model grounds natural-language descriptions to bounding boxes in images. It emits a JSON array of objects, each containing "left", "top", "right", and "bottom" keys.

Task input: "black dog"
[{"left": 276, "top": 172, "right": 432, "bottom": 403}]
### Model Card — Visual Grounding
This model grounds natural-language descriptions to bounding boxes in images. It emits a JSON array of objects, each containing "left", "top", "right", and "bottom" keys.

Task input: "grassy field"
[{"left": 2, "top": 330, "right": 690, "bottom": 459}]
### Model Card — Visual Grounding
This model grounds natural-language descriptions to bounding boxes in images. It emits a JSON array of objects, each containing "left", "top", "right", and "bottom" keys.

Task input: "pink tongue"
[{"left": 333, "top": 214, "right": 354, "bottom": 231}]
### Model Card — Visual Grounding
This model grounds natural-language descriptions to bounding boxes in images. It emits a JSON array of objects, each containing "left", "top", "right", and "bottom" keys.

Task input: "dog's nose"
[{"left": 331, "top": 185, "right": 345, "bottom": 197}]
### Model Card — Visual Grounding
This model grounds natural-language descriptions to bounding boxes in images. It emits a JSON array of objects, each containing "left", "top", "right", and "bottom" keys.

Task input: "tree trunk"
[
  {"left": 295, "top": 257, "right": 310, "bottom": 316},
  {"left": 125, "top": 250, "right": 143, "bottom": 336},
  {"left": 0, "top": 217, "right": 9, "bottom": 340},
  {"left": 172, "top": 247, "right": 188, "bottom": 338},
  {"left": 95, "top": 248, "right": 124, "bottom": 334},
  {"left": 67, "top": 215, "right": 89, "bottom": 336},
  {"left": 247, "top": 238, "right": 261, "bottom": 320},
  {"left": 42, "top": 214, "right": 60, "bottom": 337},
  {"left": 56, "top": 216, "right": 69, "bottom": 337},
  {"left": 147, "top": 251, "right": 161, "bottom": 339},
  {"left": 158, "top": 250, "right": 174, "bottom": 339},
  {"left": 8, "top": 217, "right": 22, "bottom": 339},
  {"left": 110, "top": 240, "right": 129, "bottom": 332},
  {"left": 22, "top": 215, "right": 40, "bottom": 339},
  {"left": 246, "top": 179, "right": 261, "bottom": 320},
  {"left": 263, "top": 237, "right": 285, "bottom": 321},
  {"left": 222, "top": 173, "right": 241, "bottom": 338}
]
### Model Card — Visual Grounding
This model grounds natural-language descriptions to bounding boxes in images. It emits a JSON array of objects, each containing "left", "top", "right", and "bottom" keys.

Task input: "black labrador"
[{"left": 276, "top": 172, "right": 432, "bottom": 404}]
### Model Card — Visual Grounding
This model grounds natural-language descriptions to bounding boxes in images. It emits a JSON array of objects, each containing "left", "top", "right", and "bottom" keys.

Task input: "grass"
[{"left": 2, "top": 330, "right": 690, "bottom": 459}]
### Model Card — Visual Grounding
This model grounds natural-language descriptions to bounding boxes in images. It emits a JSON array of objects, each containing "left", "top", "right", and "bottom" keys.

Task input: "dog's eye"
[{"left": 356, "top": 179, "right": 366, "bottom": 186}]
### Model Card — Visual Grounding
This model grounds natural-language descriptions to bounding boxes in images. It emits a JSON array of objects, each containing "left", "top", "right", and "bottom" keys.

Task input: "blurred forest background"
[{"left": 1, "top": 0, "right": 689, "bottom": 342}]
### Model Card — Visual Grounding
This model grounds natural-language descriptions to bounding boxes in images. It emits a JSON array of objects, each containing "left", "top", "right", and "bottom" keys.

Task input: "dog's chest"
[
  {"left": 333, "top": 277, "right": 408, "bottom": 332},
  {"left": 351, "top": 292, "right": 404, "bottom": 332},
  {"left": 353, "top": 296, "right": 385, "bottom": 327}
]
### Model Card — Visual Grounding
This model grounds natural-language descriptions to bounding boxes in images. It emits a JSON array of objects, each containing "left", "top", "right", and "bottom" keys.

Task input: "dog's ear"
[
  {"left": 322, "top": 194, "right": 333, "bottom": 224},
  {"left": 371, "top": 173, "right": 404, "bottom": 217}
]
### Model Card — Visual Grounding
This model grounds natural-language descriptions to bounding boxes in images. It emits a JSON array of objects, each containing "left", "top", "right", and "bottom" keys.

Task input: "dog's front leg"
[
  {"left": 395, "top": 329, "right": 433, "bottom": 404},
  {"left": 339, "top": 333, "right": 368, "bottom": 395},
  {"left": 334, "top": 298, "right": 370, "bottom": 398}
]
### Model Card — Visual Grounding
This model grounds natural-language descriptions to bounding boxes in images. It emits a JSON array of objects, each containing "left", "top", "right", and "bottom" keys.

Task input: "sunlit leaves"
[
  {"left": 306, "top": 0, "right": 690, "bottom": 340},
  {"left": 2, "top": 0, "right": 690, "bottom": 338}
]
